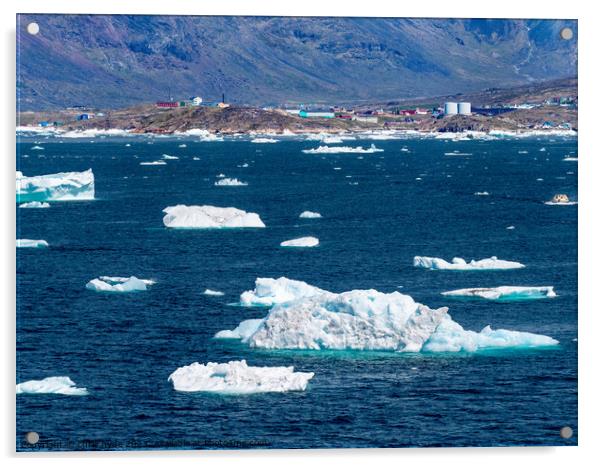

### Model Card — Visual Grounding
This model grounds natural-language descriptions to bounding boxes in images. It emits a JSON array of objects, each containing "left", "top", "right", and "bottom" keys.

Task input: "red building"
[{"left": 156, "top": 101, "right": 179, "bottom": 108}]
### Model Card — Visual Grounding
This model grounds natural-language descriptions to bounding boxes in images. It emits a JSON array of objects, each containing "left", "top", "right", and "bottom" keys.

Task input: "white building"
[{"left": 190, "top": 96, "right": 203, "bottom": 106}]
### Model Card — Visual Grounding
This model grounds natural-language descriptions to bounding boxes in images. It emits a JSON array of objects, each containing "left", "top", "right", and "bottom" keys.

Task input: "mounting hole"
[
  {"left": 560, "top": 27, "right": 573, "bottom": 40},
  {"left": 560, "top": 426, "right": 573, "bottom": 439},
  {"left": 27, "top": 22, "right": 40, "bottom": 35},
  {"left": 25, "top": 431, "right": 39, "bottom": 445}
]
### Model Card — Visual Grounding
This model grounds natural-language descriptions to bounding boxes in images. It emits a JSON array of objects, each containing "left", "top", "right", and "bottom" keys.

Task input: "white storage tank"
[
  {"left": 444, "top": 102, "right": 458, "bottom": 115},
  {"left": 458, "top": 102, "right": 471, "bottom": 115}
]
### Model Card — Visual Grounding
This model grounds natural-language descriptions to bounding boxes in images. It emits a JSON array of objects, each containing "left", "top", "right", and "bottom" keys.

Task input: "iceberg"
[
  {"left": 545, "top": 200, "right": 578, "bottom": 206},
  {"left": 302, "top": 144, "right": 383, "bottom": 154},
  {"left": 299, "top": 211, "right": 322, "bottom": 219},
  {"left": 31, "top": 145, "right": 44, "bottom": 150},
  {"left": 16, "top": 239, "right": 49, "bottom": 248},
  {"left": 86, "top": 276, "right": 154, "bottom": 293},
  {"left": 441, "top": 286, "right": 556, "bottom": 301},
  {"left": 162, "top": 205, "right": 265, "bottom": 229},
  {"left": 413, "top": 256, "right": 525, "bottom": 271},
  {"left": 474, "top": 191, "right": 490, "bottom": 196},
  {"left": 162, "top": 154, "right": 179, "bottom": 160},
  {"left": 280, "top": 236, "right": 319, "bottom": 248},
  {"left": 140, "top": 160, "right": 166, "bottom": 166},
  {"left": 214, "top": 178, "right": 248, "bottom": 186},
  {"left": 239, "top": 277, "right": 327, "bottom": 307},
  {"left": 16, "top": 169, "right": 94, "bottom": 202},
  {"left": 563, "top": 157, "right": 578, "bottom": 162},
  {"left": 19, "top": 201, "right": 50, "bottom": 208},
  {"left": 178, "top": 144, "right": 187, "bottom": 148},
  {"left": 168, "top": 360, "right": 314, "bottom": 394},
  {"left": 203, "top": 289, "right": 225, "bottom": 296},
  {"left": 216, "top": 281, "right": 558, "bottom": 353},
  {"left": 251, "top": 138, "right": 278, "bottom": 143},
  {"left": 16, "top": 376, "right": 88, "bottom": 395}
]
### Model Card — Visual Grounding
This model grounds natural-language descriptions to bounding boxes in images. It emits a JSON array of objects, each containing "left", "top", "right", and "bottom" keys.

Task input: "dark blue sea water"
[{"left": 16, "top": 135, "right": 578, "bottom": 450}]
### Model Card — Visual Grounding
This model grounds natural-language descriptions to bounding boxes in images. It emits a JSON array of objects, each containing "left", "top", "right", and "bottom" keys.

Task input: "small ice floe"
[
  {"left": 17, "top": 376, "right": 88, "bottom": 396},
  {"left": 140, "top": 160, "right": 166, "bottom": 166},
  {"left": 192, "top": 156, "right": 200, "bottom": 160},
  {"left": 299, "top": 211, "right": 322, "bottom": 219},
  {"left": 168, "top": 360, "right": 314, "bottom": 394},
  {"left": 216, "top": 280, "right": 558, "bottom": 353},
  {"left": 214, "top": 178, "right": 248, "bottom": 186},
  {"left": 302, "top": 144, "right": 383, "bottom": 154},
  {"left": 125, "top": 143, "right": 131, "bottom": 147},
  {"left": 444, "top": 151, "right": 472, "bottom": 156},
  {"left": 563, "top": 157, "right": 578, "bottom": 162},
  {"left": 162, "top": 154, "right": 179, "bottom": 160},
  {"left": 334, "top": 167, "right": 342, "bottom": 170},
  {"left": 518, "top": 150, "right": 528, "bottom": 154},
  {"left": 239, "top": 277, "right": 326, "bottom": 307},
  {"left": 16, "top": 169, "right": 95, "bottom": 202},
  {"left": 539, "top": 148, "right": 547, "bottom": 152},
  {"left": 280, "top": 236, "right": 319, "bottom": 248},
  {"left": 474, "top": 191, "right": 490, "bottom": 196},
  {"left": 203, "top": 289, "right": 225, "bottom": 297},
  {"left": 441, "top": 286, "right": 556, "bottom": 302},
  {"left": 30, "top": 145, "right": 44, "bottom": 150},
  {"left": 162, "top": 205, "right": 265, "bottom": 228},
  {"left": 16, "top": 239, "right": 48, "bottom": 248},
  {"left": 506, "top": 226, "right": 516, "bottom": 230},
  {"left": 19, "top": 201, "right": 50, "bottom": 209},
  {"left": 216, "top": 173, "right": 226, "bottom": 178},
  {"left": 240, "top": 163, "right": 249, "bottom": 168},
  {"left": 251, "top": 138, "right": 278, "bottom": 144},
  {"left": 323, "top": 136, "right": 344, "bottom": 144},
  {"left": 545, "top": 194, "right": 577, "bottom": 206},
  {"left": 413, "top": 256, "right": 525, "bottom": 271},
  {"left": 401, "top": 147, "right": 410, "bottom": 152},
  {"left": 86, "top": 276, "right": 154, "bottom": 293},
  {"left": 536, "top": 178, "right": 544, "bottom": 181},
  {"left": 178, "top": 144, "right": 187, "bottom": 148}
]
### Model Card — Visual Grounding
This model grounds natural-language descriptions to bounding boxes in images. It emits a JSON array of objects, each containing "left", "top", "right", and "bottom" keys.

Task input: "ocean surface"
[{"left": 16, "top": 134, "right": 578, "bottom": 450}]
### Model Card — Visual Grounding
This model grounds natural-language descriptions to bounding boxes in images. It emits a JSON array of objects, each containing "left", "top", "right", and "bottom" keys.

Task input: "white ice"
[
  {"left": 19, "top": 201, "right": 50, "bottom": 209},
  {"left": 299, "top": 211, "right": 322, "bottom": 219},
  {"left": 16, "top": 376, "right": 88, "bottom": 395},
  {"left": 216, "top": 280, "right": 558, "bottom": 352},
  {"left": 442, "top": 286, "right": 556, "bottom": 301},
  {"left": 31, "top": 145, "right": 44, "bottom": 150},
  {"left": 545, "top": 200, "right": 578, "bottom": 206},
  {"left": 474, "top": 192, "right": 490, "bottom": 196},
  {"left": 280, "top": 236, "right": 319, "bottom": 248},
  {"left": 302, "top": 144, "right": 383, "bottom": 154},
  {"left": 86, "top": 276, "right": 154, "bottom": 293},
  {"left": 140, "top": 160, "right": 166, "bottom": 166},
  {"left": 162, "top": 154, "right": 179, "bottom": 160},
  {"left": 204, "top": 289, "right": 225, "bottom": 296},
  {"left": 162, "top": 205, "right": 265, "bottom": 229},
  {"left": 168, "top": 360, "right": 314, "bottom": 394},
  {"left": 16, "top": 169, "right": 94, "bottom": 202},
  {"left": 413, "top": 256, "right": 525, "bottom": 271},
  {"left": 251, "top": 138, "right": 278, "bottom": 143},
  {"left": 239, "top": 277, "right": 327, "bottom": 307},
  {"left": 214, "top": 178, "right": 248, "bottom": 186},
  {"left": 16, "top": 239, "right": 49, "bottom": 248}
]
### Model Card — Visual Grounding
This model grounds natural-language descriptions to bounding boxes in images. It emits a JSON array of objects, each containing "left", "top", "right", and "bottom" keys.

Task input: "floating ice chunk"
[
  {"left": 86, "top": 276, "right": 153, "bottom": 293},
  {"left": 140, "top": 160, "right": 166, "bottom": 165},
  {"left": 545, "top": 199, "right": 578, "bottom": 206},
  {"left": 441, "top": 286, "right": 556, "bottom": 301},
  {"left": 280, "top": 236, "right": 319, "bottom": 248},
  {"left": 239, "top": 277, "right": 328, "bottom": 307},
  {"left": 506, "top": 226, "right": 516, "bottom": 230},
  {"left": 413, "top": 256, "right": 525, "bottom": 271},
  {"left": 474, "top": 191, "right": 490, "bottom": 196},
  {"left": 217, "top": 280, "right": 558, "bottom": 353},
  {"left": 214, "top": 178, "right": 248, "bottom": 186},
  {"left": 563, "top": 157, "right": 578, "bottom": 162},
  {"left": 251, "top": 138, "right": 278, "bottom": 143},
  {"left": 19, "top": 201, "right": 50, "bottom": 208},
  {"left": 322, "top": 136, "right": 344, "bottom": 144},
  {"left": 178, "top": 144, "right": 187, "bottom": 148},
  {"left": 16, "top": 376, "right": 88, "bottom": 395},
  {"left": 303, "top": 144, "right": 383, "bottom": 154},
  {"left": 168, "top": 360, "right": 314, "bottom": 394},
  {"left": 299, "top": 211, "right": 322, "bottom": 219},
  {"left": 192, "top": 157, "right": 201, "bottom": 160},
  {"left": 30, "top": 145, "right": 44, "bottom": 150},
  {"left": 162, "top": 154, "right": 179, "bottom": 160},
  {"left": 59, "top": 128, "right": 132, "bottom": 138},
  {"left": 16, "top": 169, "right": 94, "bottom": 202},
  {"left": 16, "top": 239, "right": 49, "bottom": 248},
  {"left": 162, "top": 205, "right": 265, "bottom": 229},
  {"left": 203, "top": 289, "right": 225, "bottom": 296}
]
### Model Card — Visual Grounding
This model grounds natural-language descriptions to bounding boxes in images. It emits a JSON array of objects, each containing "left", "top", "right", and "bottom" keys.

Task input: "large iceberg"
[
  {"left": 168, "top": 360, "right": 314, "bottom": 394},
  {"left": 216, "top": 279, "right": 558, "bottom": 353},
  {"left": 302, "top": 144, "right": 383, "bottom": 154},
  {"left": 239, "top": 277, "right": 327, "bottom": 307},
  {"left": 442, "top": 286, "right": 556, "bottom": 301},
  {"left": 413, "top": 256, "right": 525, "bottom": 271},
  {"left": 162, "top": 205, "right": 265, "bottom": 229},
  {"left": 16, "top": 376, "right": 88, "bottom": 395},
  {"left": 16, "top": 239, "right": 48, "bottom": 248},
  {"left": 86, "top": 276, "right": 154, "bottom": 293},
  {"left": 280, "top": 236, "right": 319, "bottom": 248},
  {"left": 16, "top": 169, "right": 94, "bottom": 202},
  {"left": 299, "top": 211, "right": 322, "bottom": 219}
]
